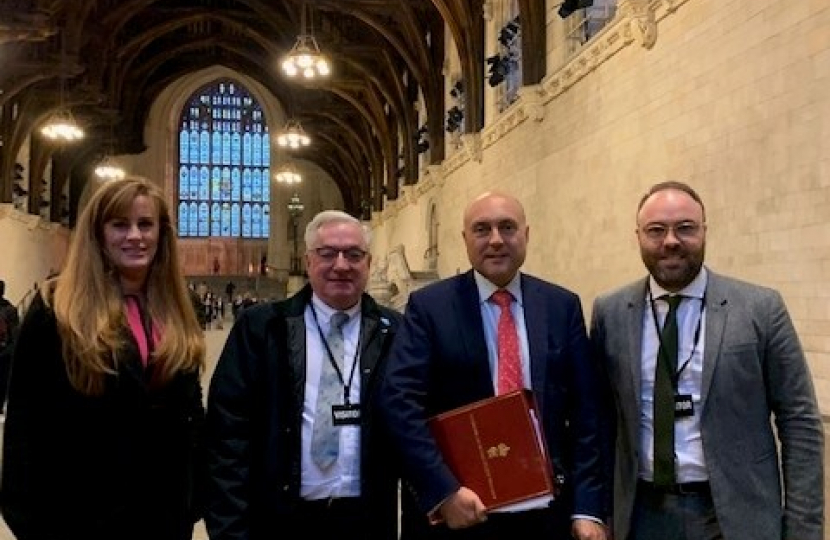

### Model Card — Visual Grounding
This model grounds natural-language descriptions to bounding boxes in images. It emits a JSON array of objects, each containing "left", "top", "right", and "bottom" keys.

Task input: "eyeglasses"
[
  {"left": 311, "top": 247, "right": 368, "bottom": 264},
  {"left": 639, "top": 221, "right": 703, "bottom": 242}
]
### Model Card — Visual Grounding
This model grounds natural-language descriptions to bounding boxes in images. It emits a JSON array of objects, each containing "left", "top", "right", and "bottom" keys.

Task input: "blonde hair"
[{"left": 48, "top": 176, "right": 205, "bottom": 395}]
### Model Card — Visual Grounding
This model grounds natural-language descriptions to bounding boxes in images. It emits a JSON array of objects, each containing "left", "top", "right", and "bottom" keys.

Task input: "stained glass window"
[{"left": 177, "top": 79, "right": 271, "bottom": 238}]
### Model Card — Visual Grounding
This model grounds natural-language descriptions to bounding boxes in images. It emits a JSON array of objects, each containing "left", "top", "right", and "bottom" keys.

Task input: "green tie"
[{"left": 653, "top": 294, "right": 682, "bottom": 487}]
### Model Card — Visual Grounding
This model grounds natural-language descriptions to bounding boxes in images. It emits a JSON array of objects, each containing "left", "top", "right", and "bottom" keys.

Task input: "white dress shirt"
[
  {"left": 473, "top": 271, "right": 553, "bottom": 513},
  {"left": 639, "top": 268, "right": 709, "bottom": 483},
  {"left": 300, "top": 294, "right": 362, "bottom": 499}
]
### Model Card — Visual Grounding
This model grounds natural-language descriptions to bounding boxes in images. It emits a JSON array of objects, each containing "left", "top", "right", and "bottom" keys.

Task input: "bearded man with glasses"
[
  {"left": 205, "top": 210, "right": 402, "bottom": 540},
  {"left": 590, "top": 180, "right": 823, "bottom": 540}
]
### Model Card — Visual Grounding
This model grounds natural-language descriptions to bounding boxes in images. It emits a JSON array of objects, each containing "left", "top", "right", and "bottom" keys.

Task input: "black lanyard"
[
  {"left": 647, "top": 286, "right": 705, "bottom": 391},
  {"left": 309, "top": 305, "right": 362, "bottom": 404}
]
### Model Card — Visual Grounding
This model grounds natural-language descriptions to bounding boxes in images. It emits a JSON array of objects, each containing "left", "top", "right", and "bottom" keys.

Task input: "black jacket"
[
  {"left": 0, "top": 292, "right": 206, "bottom": 540},
  {"left": 205, "top": 284, "right": 402, "bottom": 540}
]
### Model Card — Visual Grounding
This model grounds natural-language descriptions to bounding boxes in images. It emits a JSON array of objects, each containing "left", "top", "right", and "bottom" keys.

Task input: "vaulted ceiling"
[{"left": 0, "top": 0, "right": 548, "bottom": 220}]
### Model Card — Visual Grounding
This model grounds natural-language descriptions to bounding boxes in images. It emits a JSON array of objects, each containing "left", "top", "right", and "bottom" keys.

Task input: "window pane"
[{"left": 176, "top": 78, "right": 271, "bottom": 238}]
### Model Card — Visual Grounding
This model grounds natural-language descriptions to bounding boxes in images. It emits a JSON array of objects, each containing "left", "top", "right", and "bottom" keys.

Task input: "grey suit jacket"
[{"left": 590, "top": 269, "right": 823, "bottom": 540}]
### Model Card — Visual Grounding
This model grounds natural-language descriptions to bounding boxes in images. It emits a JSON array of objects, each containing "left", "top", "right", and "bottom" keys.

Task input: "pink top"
[{"left": 124, "top": 296, "right": 159, "bottom": 366}]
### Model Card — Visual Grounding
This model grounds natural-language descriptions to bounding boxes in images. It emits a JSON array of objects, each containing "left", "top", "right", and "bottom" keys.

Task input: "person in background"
[
  {"left": 1, "top": 176, "right": 207, "bottom": 540},
  {"left": 0, "top": 279, "right": 20, "bottom": 414},
  {"left": 590, "top": 180, "right": 823, "bottom": 540},
  {"left": 205, "top": 210, "right": 402, "bottom": 540},
  {"left": 379, "top": 191, "right": 607, "bottom": 540}
]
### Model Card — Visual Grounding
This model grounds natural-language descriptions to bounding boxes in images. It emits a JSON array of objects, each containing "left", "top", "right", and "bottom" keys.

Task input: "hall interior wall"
[{"left": 369, "top": 0, "right": 830, "bottom": 413}]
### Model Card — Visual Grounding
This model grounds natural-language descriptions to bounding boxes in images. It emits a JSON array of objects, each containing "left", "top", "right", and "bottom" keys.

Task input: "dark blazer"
[
  {"left": 0, "top": 292, "right": 205, "bottom": 540},
  {"left": 379, "top": 271, "right": 606, "bottom": 535},
  {"left": 590, "top": 269, "right": 824, "bottom": 540},
  {"left": 204, "top": 284, "right": 402, "bottom": 540}
]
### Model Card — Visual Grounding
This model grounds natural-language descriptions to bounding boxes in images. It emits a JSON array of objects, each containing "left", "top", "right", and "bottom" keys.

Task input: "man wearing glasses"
[
  {"left": 590, "top": 181, "right": 823, "bottom": 540},
  {"left": 205, "top": 210, "right": 402, "bottom": 540}
]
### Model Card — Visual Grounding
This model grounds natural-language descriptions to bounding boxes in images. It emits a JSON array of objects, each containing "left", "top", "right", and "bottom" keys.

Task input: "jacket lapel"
[
  {"left": 624, "top": 280, "right": 648, "bottom": 408},
  {"left": 700, "top": 272, "right": 727, "bottom": 410},
  {"left": 521, "top": 276, "right": 549, "bottom": 399},
  {"left": 457, "top": 272, "right": 492, "bottom": 391},
  {"left": 358, "top": 300, "right": 383, "bottom": 395},
  {"left": 285, "top": 286, "right": 313, "bottom": 391}
]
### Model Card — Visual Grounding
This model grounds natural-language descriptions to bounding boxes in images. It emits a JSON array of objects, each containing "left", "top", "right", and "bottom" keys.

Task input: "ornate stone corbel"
[
  {"left": 620, "top": 0, "right": 658, "bottom": 49},
  {"left": 516, "top": 84, "right": 546, "bottom": 122},
  {"left": 461, "top": 133, "right": 483, "bottom": 163}
]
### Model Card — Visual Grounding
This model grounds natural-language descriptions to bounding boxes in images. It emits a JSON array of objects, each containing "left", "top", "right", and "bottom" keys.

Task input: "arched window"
[{"left": 177, "top": 79, "right": 271, "bottom": 238}]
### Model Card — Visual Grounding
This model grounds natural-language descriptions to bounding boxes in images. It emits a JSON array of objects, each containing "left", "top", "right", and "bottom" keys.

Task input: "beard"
[{"left": 640, "top": 242, "right": 705, "bottom": 292}]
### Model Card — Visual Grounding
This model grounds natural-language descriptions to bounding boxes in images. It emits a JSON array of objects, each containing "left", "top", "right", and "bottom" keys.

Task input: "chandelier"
[
  {"left": 41, "top": 35, "right": 84, "bottom": 143},
  {"left": 281, "top": 3, "right": 330, "bottom": 79},
  {"left": 276, "top": 118, "right": 311, "bottom": 148},
  {"left": 94, "top": 156, "right": 126, "bottom": 181},
  {"left": 41, "top": 109, "right": 84, "bottom": 142},
  {"left": 275, "top": 162, "right": 302, "bottom": 185}
]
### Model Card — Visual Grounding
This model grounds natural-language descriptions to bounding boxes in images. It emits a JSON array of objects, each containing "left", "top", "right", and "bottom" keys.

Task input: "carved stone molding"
[
  {"left": 619, "top": 0, "right": 658, "bottom": 49},
  {"left": 442, "top": 138, "right": 471, "bottom": 176},
  {"left": 417, "top": 164, "right": 444, "bottom": 196},
  {"left": 542, "top": 16, "right": 630, "bottom": 101},
  {"left": 461, "top": 133, "right": 482, "bottom": 163},
  {"left": 380, "top": 199, "right": 400, "bottom": 222},
  {"left": 426, "top": 0, "right": 691, "bottom": 195},
  {"left": 517, "top": 84, "right": 546, "bottom": 122}
]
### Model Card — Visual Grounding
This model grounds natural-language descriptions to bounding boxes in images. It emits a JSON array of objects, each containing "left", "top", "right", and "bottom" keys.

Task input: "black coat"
[
  {"left": 0, "top": 292, "right": 206, "bottom": 540},
  {"left": 205, "top": 284, "right": 402, "bottom": 540}
]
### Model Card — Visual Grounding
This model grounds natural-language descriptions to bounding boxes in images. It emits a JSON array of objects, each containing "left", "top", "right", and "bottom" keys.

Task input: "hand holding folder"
[{"left": 428, "top": 389, "right": 556, "bottom": 511}]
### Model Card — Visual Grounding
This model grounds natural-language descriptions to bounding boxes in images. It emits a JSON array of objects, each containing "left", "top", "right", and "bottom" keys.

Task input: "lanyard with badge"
[
  {"left": 310, "top": 305, "right": 363, "bottom": 426},
  {"left": 647, "top": 286, "right": 705, "bottom": 419}
]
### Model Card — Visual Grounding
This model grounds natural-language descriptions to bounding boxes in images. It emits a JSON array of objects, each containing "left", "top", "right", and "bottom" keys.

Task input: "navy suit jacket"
[{"left": 379, "top": 271, "right": 606, "bottom": 532}]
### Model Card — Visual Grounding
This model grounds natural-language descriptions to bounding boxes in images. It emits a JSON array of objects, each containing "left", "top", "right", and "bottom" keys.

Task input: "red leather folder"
[{"left": 427, "top": 389, "right": 555, "bottom": 510}]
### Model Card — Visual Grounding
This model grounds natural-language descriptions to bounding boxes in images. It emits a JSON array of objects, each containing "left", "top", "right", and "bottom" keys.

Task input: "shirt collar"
[
  {"left": 473, "top": 271, "right": 523, "bottom": 306},
  {"left": 310, "top": 293, "right": 361, "bottom": 323},
  {"left": 648, "top": 266, "right": 708, "bottom": 301}
]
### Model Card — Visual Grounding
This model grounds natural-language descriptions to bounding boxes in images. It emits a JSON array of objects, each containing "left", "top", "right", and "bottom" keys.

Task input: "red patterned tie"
[{"left": 491, "top": 290, "right": 523, "bottom": 394}]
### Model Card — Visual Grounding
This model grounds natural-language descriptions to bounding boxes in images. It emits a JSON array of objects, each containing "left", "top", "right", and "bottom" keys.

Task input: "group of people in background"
[
  {"left": 188, "top": 282, "right": 261, "bottom": 330},
  {"left": 0, "top": 176, "right": 823, "bottom": 540}
]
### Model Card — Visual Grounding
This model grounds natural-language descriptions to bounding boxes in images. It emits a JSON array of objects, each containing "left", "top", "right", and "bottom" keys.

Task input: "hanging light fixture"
[
  {"left": 40, "top": 34, "right": 84, "bottom": 143},
  {"left": 40, "top": 110, "right": 85, "bottom": 141},
  {"left": 94, "top": 156, "right": 126, "bottom": 181},
  {"left": 95, "top": 114, "right": 127, "bottom": 180},
  {"left": 275, "top": 162, "right": 302, "bottom": 185},
  {"left": 276, "top": 118, "right": 311, "bottom": 148},
  {"left": 281, "top": 1, "right": 330, "bottom": 79}
]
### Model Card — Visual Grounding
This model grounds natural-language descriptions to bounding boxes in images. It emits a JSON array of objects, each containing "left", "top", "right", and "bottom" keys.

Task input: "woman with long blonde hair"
[{"left": 1, "top": 176, "right": 206, "bottom": 540}]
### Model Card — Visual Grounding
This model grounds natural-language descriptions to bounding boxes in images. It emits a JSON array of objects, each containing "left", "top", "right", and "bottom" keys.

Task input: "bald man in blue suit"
[{"left": 379, "top": 192, "right": 608, "bottom": 540}]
